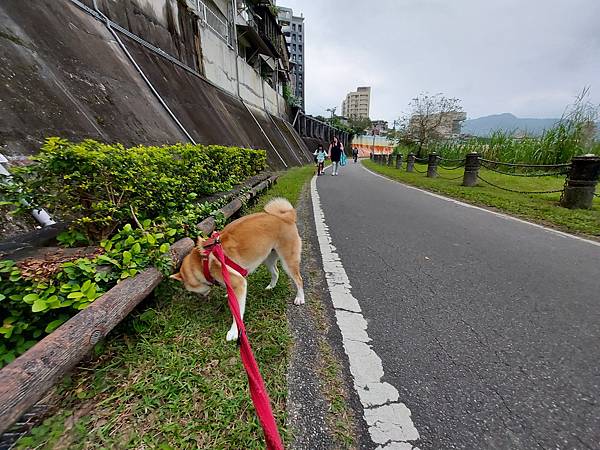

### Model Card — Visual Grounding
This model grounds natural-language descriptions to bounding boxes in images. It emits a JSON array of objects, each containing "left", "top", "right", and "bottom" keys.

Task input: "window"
[
  {"left": 299, "top": 35, "right": 302, "bottom": 42},
  {"left": 298, "top": 24, "right": 302, "bottom": 32},
  {"left": 293, "top": 44, "right": 296, "bottom": 51},
  {"left": 292, "top": 23, "right": 296, "bottom": 31},
  {"left": 299, "top": 44, "right": 303, "bottom": 52},
  {"left": 298, "top": 55, "right": 302, "bottom": 61}
]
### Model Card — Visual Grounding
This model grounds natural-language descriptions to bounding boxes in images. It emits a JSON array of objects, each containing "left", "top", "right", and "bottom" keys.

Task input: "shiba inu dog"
[{"left": 170, "top": 198, "right": 304, "bottom": 341}]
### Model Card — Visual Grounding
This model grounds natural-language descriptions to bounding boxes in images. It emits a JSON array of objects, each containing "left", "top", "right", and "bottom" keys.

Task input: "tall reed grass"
[{"left": 421, "top": 90, "right": 600, "bottom": 165}]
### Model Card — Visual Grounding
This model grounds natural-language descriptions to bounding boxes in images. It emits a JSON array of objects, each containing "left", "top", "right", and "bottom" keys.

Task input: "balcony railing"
[{"left": 191, "top": 0, "right": 232, "bottom": 47}]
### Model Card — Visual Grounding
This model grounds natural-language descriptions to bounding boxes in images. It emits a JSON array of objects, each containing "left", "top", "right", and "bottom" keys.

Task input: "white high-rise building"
[
  {"left": 342, "top": 86, "right": 371, "bottom": 119},
  {"left": 278, "top": 6, "right": 305, "bottom": 109}
]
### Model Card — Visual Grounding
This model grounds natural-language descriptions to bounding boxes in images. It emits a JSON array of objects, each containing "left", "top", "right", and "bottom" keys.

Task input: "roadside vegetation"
[
  {"left": 0, "top": 138, "right": 265, "bottom": 365},
  {"left": 14, "top": 165, "right": 315, "bottom": 449},
  {"left": 392, "top": 89, "right": 600, "bottom": 165},
  {"left": 371, "top": 90, "right": 600, "bottom": 237},
  {"left": 364, "top": 159, "right": 600, "bottom": 237}
]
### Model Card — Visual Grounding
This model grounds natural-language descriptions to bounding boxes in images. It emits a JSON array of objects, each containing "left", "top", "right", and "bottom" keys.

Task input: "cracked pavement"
[{"left": 314, "top": 162, "right": 600, "bottom": 449}]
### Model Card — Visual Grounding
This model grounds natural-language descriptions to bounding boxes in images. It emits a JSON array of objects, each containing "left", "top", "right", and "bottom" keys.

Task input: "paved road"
[{"left": 315, "top": 162, "right": 600, "bottom": 450}]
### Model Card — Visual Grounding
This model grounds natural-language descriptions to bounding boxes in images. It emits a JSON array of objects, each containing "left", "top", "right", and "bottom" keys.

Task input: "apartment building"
[
  {"left": 371, "top": 119, "right": 388, "bottom": 135},
  {"left": 278, "top": 6, "right": 305, "bottom": 108},
  {"left": 408, "top": 111, "right": 467, "bottom": 138},
  {"left": 342, "top": 86, "right": 371, "bottom": 119}
]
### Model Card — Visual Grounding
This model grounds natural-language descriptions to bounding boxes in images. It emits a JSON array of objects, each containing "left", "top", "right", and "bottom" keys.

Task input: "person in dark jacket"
[
  {"left": 352, "top": 147, "right": 359, "bottom": 163},
  {"left": 328, "top": 136, "right": 344, "bottom": 176}
]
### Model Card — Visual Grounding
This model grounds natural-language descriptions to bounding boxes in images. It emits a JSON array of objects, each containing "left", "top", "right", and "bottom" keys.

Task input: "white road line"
[
  {"left": 311, "top": 175, "right": 420, "bottom": 450},
  {"left": 361, "top": 164, "right": 600, "bottom": 249}
]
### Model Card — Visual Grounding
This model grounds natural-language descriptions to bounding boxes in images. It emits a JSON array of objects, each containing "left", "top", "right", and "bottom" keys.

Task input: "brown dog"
[{"left": 170, "top": 197, "right": 304, "bottom": 341}]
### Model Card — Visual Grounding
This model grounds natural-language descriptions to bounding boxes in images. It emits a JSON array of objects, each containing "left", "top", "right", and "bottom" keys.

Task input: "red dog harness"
[{"left": 201, "top": 232, "right": 248, "bottom": 284}]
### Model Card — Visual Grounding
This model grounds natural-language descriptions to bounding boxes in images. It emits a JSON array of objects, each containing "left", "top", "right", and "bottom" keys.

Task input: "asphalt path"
[{"left": 315, "top": 161, "right": 600, "bottom": 450}]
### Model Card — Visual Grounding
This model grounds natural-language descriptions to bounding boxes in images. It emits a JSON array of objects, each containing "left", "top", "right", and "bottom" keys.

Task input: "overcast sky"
[{"left": 279, "top": 0, "right": 600, "bottom": 123}]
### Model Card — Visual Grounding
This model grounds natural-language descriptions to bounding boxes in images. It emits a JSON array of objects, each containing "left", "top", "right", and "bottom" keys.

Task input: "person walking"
[
  {"left": 352, "top": 147, "right": 359, "bottom": 163},
  {"left": 328, "top": 136, "right": 344, "bottom": 176},
  {"left": 314, "top": 144, "right": 327, "bottom": 175}
]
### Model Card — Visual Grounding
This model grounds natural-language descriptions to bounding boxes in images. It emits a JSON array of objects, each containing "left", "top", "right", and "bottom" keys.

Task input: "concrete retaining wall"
[
  {"left": 0, "top": 0, "right": 308, "bottom": 169},
  {"left": 199, "top": 26, "right": 238, "bottom": 95}
]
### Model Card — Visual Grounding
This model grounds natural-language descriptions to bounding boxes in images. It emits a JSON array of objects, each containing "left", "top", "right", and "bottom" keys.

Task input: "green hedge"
[
  {"left": 0, "top": 138, "right": 266, "bottom": 366},
  {"left": 4, "top": 138, "right": 266, "bottom": 240}
]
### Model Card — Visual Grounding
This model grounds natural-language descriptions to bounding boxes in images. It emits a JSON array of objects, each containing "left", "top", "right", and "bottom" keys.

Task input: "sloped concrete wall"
[{"left": 0, "top": 0, "right": 310, "bottom": 169}]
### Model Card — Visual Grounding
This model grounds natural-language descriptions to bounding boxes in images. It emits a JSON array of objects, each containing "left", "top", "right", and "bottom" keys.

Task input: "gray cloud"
[{"left": 279, "top": 0, "right": 600, "bottom": 121}]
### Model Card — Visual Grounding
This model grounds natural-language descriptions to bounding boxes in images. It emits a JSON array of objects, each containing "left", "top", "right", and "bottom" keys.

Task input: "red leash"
[{"left": 210, "top": 239, "right": 284, "bottom": 450}]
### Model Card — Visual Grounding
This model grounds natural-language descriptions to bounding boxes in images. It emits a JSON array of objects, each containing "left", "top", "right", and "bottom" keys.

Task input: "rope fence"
[
  {"left": 479, "top": 158, "right": 571, "bottom": 168},
  {"left": 479, "top": 162, "right": 570, "bottom": 178},
  {"left": 438, "top": 161, "right": 465, "bottom": 171},
  {"left": 476, "top": 174, "right": 564, "bottom": 194},
  {"left": 433, "top": 170, "right": 464, "bottom": 181},
  {"left": 369, "top": 152, "right": 600, "bottom": 209},
  {"left": 437, "top": 157, "right": 464, "bottom": 163},
  {"left": 412, "top": 164, "right": 428, "bottom": 174}
]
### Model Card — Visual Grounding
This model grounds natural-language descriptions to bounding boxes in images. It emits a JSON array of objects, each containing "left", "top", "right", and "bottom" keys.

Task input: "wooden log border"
[{"left": 0, "top": 174, "right": 279, "bottom": 435}]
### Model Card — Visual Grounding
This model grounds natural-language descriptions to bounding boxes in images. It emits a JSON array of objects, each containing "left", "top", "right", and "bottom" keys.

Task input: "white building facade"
[
  {"left": 277, "top": 6, "right": 305, "bottom": 109},
  {"left": 342, "top": 86, "right": 371, "bottom": 119}
]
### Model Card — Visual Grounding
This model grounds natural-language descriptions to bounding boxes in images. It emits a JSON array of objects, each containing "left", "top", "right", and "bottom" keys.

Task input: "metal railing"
[{"left": 195, "top": 0, "right": 232, "bottom": 46}]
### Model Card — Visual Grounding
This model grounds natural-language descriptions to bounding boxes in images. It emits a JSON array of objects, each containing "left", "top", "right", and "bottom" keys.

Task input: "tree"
[
  {"left": 399, "top": 93, "right": 463, "bottom": 157},
  {"left": 347, "top": 117, "right": 372, "bottom": 136}
]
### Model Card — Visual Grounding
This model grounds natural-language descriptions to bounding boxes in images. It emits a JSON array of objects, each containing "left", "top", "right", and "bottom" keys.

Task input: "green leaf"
[
  {"left": 23, "top": 293, "right": 39, "bottom": 303},
  {"left": 45, "top": 318, "right": 67, "bottom": 333},
  {"left": 81, "top": 280, "right": 92, "bottom": 292},
  {"left": 86, "top": 284, "right": 97, "bottom": 300},
  {"left": 132, "top": 242, "right": 141, "bottom": 254},
  {"left": 147, "top": 234, "right": 156, "bottom": 245},
  {"left": 122, "top": 251, "right": 132, "bottom": 264},
  {"left": 159, "top": 243, "right": 170, "bottom": 253},
  {"left": 32, "top": 300, "right": 48, "bottom": 313},
  {"left": 67, "top": 292, "right": 84, "bottom": 299}
]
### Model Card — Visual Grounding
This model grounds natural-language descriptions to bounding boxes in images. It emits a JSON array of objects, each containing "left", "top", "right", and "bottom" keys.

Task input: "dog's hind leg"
[
  {"left": 277, "top": 239, "right": 305, "bottom": 305},
  {"left": 264, "top": 250, "right": 279, "bottom": 290}
]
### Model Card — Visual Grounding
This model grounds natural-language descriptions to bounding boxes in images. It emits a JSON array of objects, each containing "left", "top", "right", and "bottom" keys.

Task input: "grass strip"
[
  {"left": 16, "top": 166, "right": 315, "bottom": 450},
  {"left": 364, "top": 159, "right": 600, "bottom": 237}
]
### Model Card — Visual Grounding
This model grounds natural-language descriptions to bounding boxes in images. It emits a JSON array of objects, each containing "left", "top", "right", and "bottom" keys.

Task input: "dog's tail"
[{"left": 264, "top": 197, "right": 296, "bottom": 223}]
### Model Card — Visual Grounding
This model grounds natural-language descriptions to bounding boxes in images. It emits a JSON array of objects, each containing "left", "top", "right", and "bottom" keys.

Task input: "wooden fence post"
[
  {"left": 395, "top": 154, "right": 403, "bottom": 169},
  {"left": 407, "top": 153, "right": 415, "bottom": 172},
  {"left": 462, "top": 152, "right": 480, "bottom": 187},
  {"left": 560, "top": 154, "right": 600, "bottom": 209},
  {"left": 427, "top": 153, "right": 439, "bottom": 178}
]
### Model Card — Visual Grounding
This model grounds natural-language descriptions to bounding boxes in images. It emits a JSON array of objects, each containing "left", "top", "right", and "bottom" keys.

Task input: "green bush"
[
  {"left": 0, "top": 138, "right": 265, "bottom": 366},
  {"left": 3, "top": 138, "right": 266, "bottom": 240}
]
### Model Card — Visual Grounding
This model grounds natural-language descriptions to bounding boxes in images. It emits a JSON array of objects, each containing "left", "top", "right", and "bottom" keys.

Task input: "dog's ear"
[{"left": 170, "top": 272, "right": 183, "bottom": 282}]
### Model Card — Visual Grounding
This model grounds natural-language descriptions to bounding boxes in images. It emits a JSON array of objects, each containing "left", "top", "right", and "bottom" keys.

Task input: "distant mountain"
[{"left": 462, "top": 113, "right": 561, "bottom": 137}]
